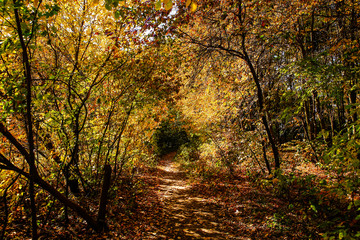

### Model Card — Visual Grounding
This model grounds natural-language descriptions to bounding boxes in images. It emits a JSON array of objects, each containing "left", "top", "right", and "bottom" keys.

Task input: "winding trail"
[{"left": 145, "top": 152, "right": 241, "bottom": 239}]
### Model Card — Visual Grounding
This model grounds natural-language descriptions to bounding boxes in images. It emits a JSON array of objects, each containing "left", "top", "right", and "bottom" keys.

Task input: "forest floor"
[
  {"left": 4, "top": 152, "right": 355, "bottom": 239},
  {"left": 125, "top": 152, "right": 310, "bottom": 240},
  {"left": 143, "top": 152, "right": 241, "bottom": 239}
]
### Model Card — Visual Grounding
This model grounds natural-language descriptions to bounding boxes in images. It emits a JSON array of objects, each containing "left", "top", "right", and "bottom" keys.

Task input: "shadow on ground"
[
  {"left": 138, "top": 152, "right": 310, "bottom": 240},
  {"left": 144, "top": 153, "right": 246, "bottom": 239}
]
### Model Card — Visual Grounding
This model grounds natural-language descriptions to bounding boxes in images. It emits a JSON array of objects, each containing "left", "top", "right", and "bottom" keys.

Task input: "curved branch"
[{"left": 0, "top": 123, "right": 30, "bottom": 162}]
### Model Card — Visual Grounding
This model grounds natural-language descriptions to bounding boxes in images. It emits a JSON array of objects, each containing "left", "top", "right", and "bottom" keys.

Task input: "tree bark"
[
  {"left": 261, "top": 141, "right": 272, "bottom": 174},
  {"left": 242, "top": 47, "right": 281, "bottom": 170},
  {"left": 13, "top": 1, "right": 38, "bottom": 238},
  {"left": 97, "top": 165, "right": 112, "bottom": 231}
]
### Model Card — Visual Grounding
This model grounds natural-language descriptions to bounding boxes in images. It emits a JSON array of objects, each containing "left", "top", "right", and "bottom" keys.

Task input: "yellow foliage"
[
  {"left": 272, "top": 178, "right": 280, "bottom": 184},
  {"left": 190, "top": 2, "right": 197, "bottom": 12}
]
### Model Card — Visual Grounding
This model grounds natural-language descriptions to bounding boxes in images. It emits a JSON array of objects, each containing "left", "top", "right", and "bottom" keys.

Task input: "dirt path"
[{"left": 144, "top": 153, "right": 242, "bottom": 239}]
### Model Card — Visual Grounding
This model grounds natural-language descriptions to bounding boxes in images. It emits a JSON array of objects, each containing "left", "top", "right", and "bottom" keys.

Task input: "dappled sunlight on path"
[{"left": 144, "top": 153, "right": 247, "bottom": 239}]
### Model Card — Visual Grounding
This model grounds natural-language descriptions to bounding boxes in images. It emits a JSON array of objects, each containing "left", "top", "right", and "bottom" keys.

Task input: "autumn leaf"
[
  {"left": 190, "top": 2, "right": 197, "bottom": 12},
  {"left": 119, "top": 0, "right": 126, "bottom": 6},
  {"left": 164, "top": 0, "right": 173, "bottom": 11},
  {"left": 155, "top": 0, "right": 161, "bottom": 10},
  {"left": 186, "top": 0, "right": 191, "bottom": 7}
]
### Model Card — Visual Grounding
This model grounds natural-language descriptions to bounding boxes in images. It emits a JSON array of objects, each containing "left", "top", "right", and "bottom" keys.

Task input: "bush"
[{"left": 152, "top": 120, "right": 189, "bottom": 156}]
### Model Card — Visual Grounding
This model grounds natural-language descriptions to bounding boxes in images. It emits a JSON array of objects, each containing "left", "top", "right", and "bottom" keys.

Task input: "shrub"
[{"left": 152, "top": 119, "right": 189, "bottom": 156}]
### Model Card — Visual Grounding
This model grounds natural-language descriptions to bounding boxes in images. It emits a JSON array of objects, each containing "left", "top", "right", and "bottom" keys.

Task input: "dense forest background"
[{"left": 0, "top": 0, "right": 360, "bottom": 239}]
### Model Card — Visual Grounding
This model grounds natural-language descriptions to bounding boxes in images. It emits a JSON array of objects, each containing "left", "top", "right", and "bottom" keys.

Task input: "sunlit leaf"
[
  {"left": 164, "top": 0, "right": 172, "bottom": 11},
  {"left": 119, "top": 0, "right": 126, "bottom": 6},
  {"left": 155, "top": 0, "right": 161, "bottom": 10},
  {"left": 190, "top": 2, "right": 197, "bottom": 12},
  {"left": 186, "top": 0, "right": 191, "bottom": 7}
]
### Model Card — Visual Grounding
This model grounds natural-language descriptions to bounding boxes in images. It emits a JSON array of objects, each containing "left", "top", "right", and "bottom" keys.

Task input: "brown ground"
[
  {"left": 136, "top": 152, "right": 316, "bottom": 240},
  {"left": 143, "top": 152, "right": 243, "bottom": 239},
  {"left": 3, "top": 152, "right": 338, "bottom": 239}
]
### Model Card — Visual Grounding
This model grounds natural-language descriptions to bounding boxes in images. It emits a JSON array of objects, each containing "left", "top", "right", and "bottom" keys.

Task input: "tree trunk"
[
  {"left": 261, "top": 141, "right": 272, "bottom": 174},
  {"left": 349, "top": 0, "right": 358, "bottom": 124},
  {"left": 0, "top": 153, "right": 100, "bottom": 232},
  {"left": 242, "top": 48, "right": 281, "bottom": 170},
  {"left": 13, "top": 2, "right": 38, "bottom": 238},
  {"left": 97, "top": 165, "right": 112, "bottom": 231}
]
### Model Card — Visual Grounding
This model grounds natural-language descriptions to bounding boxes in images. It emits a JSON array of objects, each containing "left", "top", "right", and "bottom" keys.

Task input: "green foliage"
[
  {"left": 259, "top": 171, "right": 360, "bottom": 239},
  {"left": 324, "top": 123, "right": 360, "bottom": 197},
  {"left": 320, "top": 122, "right": 360, "bottom": 239},
  {"left": 175, "top": 134, "right": 237, "bottom": 179},
  {"left": 175, "top": 133, "right": 200, "bottom": 161},
  {"left": 152, "top": 119, "right": 189, "bottom": 156}
]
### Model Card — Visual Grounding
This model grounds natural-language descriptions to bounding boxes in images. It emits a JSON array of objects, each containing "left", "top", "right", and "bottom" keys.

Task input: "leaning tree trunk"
[
  {"left": 242, "top": 47, "right": 281, "bottom": 170},
  {"left": 0, "top": 125, "right": 100, "bottom": 232}
]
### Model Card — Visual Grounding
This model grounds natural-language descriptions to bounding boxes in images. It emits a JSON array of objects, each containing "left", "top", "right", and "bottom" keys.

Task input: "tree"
[
  {"left": 0, "top": 0, "right": 183, "bottom": 236},
  {"left": 178, "top": 0, "right": 284, "bottom": 171}
]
